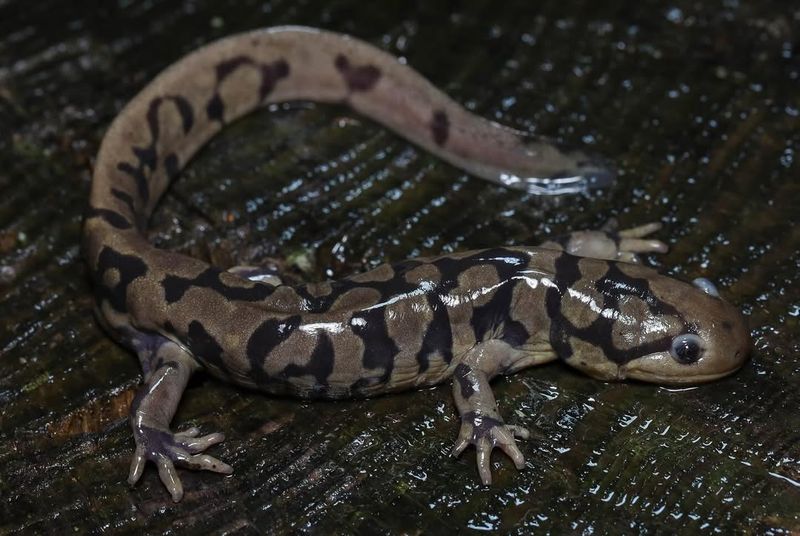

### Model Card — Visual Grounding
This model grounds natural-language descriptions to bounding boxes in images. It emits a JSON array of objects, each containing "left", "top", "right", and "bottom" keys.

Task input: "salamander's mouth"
[{"left": 618, "top": 362, "right": 745, "bottom": 385}]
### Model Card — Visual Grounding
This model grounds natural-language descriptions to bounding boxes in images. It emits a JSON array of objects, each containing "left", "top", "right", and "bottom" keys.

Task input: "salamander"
[{"left": 83, "top": 26, "right": 751, "bottom": 502}]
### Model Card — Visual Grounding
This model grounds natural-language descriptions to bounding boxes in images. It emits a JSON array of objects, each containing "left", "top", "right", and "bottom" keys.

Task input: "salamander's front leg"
[
  {"left": 540, "top": 219, "right": 667, "bottom": 263},
  {"left": 451, "top": 341, "right": 531, "bottom": 484},
  {"left": 128, "top": 340, "right": 232, "bottom": 502}
]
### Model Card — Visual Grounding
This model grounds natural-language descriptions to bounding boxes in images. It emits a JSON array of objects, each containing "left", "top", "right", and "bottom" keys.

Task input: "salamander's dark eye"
[{"left": 670, "top": 334, "right": 704, "bottom": 364}]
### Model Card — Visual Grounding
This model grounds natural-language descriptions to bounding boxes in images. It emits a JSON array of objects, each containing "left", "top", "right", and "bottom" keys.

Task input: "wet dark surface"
[{"left": 1, "top": 1, "right": 798, "bottom": 534}]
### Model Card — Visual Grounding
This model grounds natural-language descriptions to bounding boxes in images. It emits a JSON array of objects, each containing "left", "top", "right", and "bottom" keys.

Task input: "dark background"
[{"left": 1, "top": 0, "right": 798, "bottom": 533}]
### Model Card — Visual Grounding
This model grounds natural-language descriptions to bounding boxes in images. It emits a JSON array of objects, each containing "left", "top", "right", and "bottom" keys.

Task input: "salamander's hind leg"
[
  {"left": 451, "top": 340, "right": 531, "bottom": 485},
  {"left": 540, "top": 218, "right": 667, "bottom": 263},
  {"left": 126, "top": 333, "right": 232, "bottom": 502}
]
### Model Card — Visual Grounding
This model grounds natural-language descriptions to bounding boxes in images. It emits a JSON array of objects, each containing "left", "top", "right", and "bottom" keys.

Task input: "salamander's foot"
[
  {"left": 451, "top": 411, "right": 530, "bottom": 485},
  {"left": 541, "top": 219, "right": 667, "bottom": 263},
  {"left": 128, "top": 423, "right": 232, "bottom": 502}
]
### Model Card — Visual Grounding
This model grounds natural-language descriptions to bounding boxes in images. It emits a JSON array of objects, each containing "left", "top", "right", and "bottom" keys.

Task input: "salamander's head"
[{"left": 558, "top": 259, "right": 751, "bottom": 385}]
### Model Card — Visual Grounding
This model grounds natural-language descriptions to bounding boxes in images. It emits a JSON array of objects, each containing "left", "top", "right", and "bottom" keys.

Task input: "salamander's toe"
[{"left": 157, "top": 457, "right": 183, "bottom": 503}]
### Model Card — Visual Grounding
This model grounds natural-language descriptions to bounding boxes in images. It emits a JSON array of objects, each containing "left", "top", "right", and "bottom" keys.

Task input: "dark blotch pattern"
[
  {"left": 162, "top": 267, "right": 275, "bottom": 304},
  {"left": 546, "top": 254, "right": 690, "bottom": 364},
  {"left": 216, "top": 56, "right": 253, "bottom": 80},
  {"left": 334, "top": 54, "right": 381, "bottom": 92},
  {"left": 259, "top": 59, "right": 289, "bottom": 100},
  {"left": 596, "top": 263, "right": 682, "bottom": 319},
  {"left": 290, "top": 248, "right": 532, "bottom": 382},
  {"left": 351, "top": 307, "right": 400, "bottom": 385},
  {"left": 164, "top": 153, "right": 180, "bottom": 179},
  {"left": 279, "top": 332, "right": 335, "bottom": 392},
  {"left": 186, "top": 320, "right": 227, "bottom": 374},
  {"left": 116, "top": 161, "right": 149, "bottom": 207},
  {"left": 431, "top": 110, "right": 450, "bottom": 146},
  {"left": 454, "top": 363, "right": 475, "bottom": 398},
  {"left": 93, "top": 246, "right": 148, "bottom": 313},
  {"left": 414, "top": 257, "right": 456, "bottom": 372},
  {"left": 170, "top": 95, "right": 195, "bottom": 133},
  {"left": 115, "top": 95, "right": 194, "bottom": 209},
  {"left": 206, "top": 94, "right": 224, "bottom": 123},
  {"left": 462, "top": 411, "right": 503, "bottom": 437},
  {"left": 86, "top": 207, "right": 132, "bottom": 230},
  {"left": 110, "top": 188, "right": 136, "bottom": 216},
  {"left": 246, "top": 316, "right": 302, "bottom": 384},
  {"left": 545, "top": 254, "right": 582, "bottom": 359},
  {"left": 205, "top": 55, "right": 290, "bottom": 122},
  {"left": 469, "top": 251, "right": 529, "bottom": 348}
]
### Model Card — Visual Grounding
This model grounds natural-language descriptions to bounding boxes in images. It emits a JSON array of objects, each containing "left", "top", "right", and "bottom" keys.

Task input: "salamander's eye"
[{"left": 670, "top": 334, "right": 704, "bottom": 364}]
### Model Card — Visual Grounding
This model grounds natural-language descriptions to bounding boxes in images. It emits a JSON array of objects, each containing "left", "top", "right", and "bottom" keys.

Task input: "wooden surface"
[{"left": 1, "top": 1, "right": 798, "bottom": 533}]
